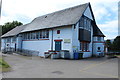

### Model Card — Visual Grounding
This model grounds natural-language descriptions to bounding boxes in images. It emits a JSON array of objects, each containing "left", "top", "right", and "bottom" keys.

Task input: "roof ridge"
[
  {"left": 21, "top": 2, "right": 89, "bottom": 32},
  {"left": 35, "top": 2, "right": 89, "bottom": 19},
  {"left": 2, "top": 2, "right": 91, "bottom": 36}
]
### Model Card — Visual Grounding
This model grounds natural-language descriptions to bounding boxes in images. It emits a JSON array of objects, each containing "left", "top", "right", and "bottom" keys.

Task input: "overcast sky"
[{"left": 0, "top": 0, "right": 119, "bottom": 39}]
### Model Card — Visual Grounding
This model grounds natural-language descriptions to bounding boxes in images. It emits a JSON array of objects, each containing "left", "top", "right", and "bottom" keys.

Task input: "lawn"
[{"left": 0, "top": 57, "right": 11, "bottom": 72}]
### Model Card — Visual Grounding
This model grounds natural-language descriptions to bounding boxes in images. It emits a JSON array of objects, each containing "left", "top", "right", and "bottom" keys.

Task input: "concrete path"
[{"left": 1, "top": 53, "right": 118, "bottom": 78}]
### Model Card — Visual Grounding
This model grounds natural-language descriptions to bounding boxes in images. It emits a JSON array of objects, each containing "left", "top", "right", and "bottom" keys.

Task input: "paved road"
[{"left": 2, "top": 53, "right": 118, "bottom": 78}]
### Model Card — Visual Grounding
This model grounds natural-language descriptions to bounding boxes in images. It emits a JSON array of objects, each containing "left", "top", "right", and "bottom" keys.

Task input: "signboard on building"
[{"left": 64, "top": 39, "right": 71, "bottom": 43}]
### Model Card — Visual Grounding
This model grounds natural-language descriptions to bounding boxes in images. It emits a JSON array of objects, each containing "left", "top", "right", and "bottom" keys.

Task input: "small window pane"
[
  {"left": 7, "top": 38, "right": 11, "bottom": 43},
  {"left": 40, "top": 31, "right": 42, "bottom": 39},
  {"left": 43, "top": 31, "right": 45, "bottom": 38},
  {"left": 31, "top": 32, "right": 34, "bottom": 39},
  {"left": 46, "top": 30, "right": 49, "bottom": 38},
  {"left": 57, "top": 30, "right": 60, "bottom": 34},
  {"left": 28, "top": 33, "right": 30, "bottom": 39},
  {"left": 36, "top": 32, "right": 39, "bottom": 39},
  {"left": 33, "top": 32, "right": 36, "bottom": 39},
  {"left": 79, "top": 17, "right": 84, "bottom": 28},
  {"left": 12, "top": 37, "right": 16, "bottom": 42},
  {"left": 84, "top": 18, "right": 87, "bottom": 29},
  {"left": 80, "top": 42, "right": 89, "bottom": 51},
  {"left": 98, "top": 37, "right": 101, "bottom": 41}
]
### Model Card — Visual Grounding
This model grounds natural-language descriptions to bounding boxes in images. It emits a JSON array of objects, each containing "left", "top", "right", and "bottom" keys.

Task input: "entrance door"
[
  {"left": 55, "top": 41, "right": 61, "bottom": 51},
  {"left": 15, "top": 43, "right": 16, "bottom": 51}
]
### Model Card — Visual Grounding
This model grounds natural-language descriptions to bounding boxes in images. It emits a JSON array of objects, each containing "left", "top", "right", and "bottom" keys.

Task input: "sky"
[
  {"left": 0, "top": 0, "right": 119, "bottom": 40},
  {"left": 118, "top": 1, "right": 120, "bottom": 36}
]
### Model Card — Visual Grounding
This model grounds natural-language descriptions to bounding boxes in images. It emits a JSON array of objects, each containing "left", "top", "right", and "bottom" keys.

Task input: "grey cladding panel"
[{"left": 79, "top": 29, "right": 91, "bottom": 42}]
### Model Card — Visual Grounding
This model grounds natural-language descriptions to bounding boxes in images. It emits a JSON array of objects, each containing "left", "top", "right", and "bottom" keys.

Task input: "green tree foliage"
[
  {"left": 105, "top": 39, "right": 112, "bottom": 51},
  {"left": 105, "top": 36, "right": 120, "bottom": 52},
  {"left": 112, "top": 36, "right": 120, "bottom": 51},
  {"left": 0, "top": 25, "right": 2, "bottom": 36},
  {"left": 2, "top": 21, "right": 23, "bottom": 35}
]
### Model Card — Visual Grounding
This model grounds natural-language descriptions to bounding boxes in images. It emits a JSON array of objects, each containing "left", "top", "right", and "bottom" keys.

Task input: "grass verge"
[{"left": 0, "top": 57, "right": 11, "bottom": 72}]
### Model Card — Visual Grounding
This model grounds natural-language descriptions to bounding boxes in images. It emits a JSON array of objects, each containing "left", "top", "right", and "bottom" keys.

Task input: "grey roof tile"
[
  {"left": 1, "top": 24, "right": 28, "bottom": 38},
  {"left": 2, "top": 3, "right": 105, "bottom": 38},
  {"left": 92, "top": 21, "right": 105, "bottom": 37},
  {"left": 21, "top": 3, "right": 89, "bottom": 32}
]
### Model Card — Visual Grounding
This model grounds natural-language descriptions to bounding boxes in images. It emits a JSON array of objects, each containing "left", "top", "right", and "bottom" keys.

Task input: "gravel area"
[{"left": 1, "top": 53, "right": 118, "bottom": 78}]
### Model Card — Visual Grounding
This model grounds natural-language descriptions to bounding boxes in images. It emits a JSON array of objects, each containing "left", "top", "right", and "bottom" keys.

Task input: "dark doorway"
[
  {"left": 55, "top": 41, "right": 62, "bottom": 51},
  {"left": 15, "top": 43, "right": 16, "bottom": 51}
]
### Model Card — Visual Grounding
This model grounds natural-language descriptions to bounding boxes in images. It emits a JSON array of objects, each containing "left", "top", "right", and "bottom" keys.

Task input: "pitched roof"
[
  {"left": 1, "top": 24, "right": 28, "bottom": 38},
  {"left": 92, "top": 21, "right": 105, "bottom": 37},
  {"left": 1, "top": 3, "right": 89, "bottom": 37},
  {"left": 21, "top": 3, "right": 89, "bottom": 32},
  {"left": 1, "top": 2, "right": 105, "bottom": 38}
]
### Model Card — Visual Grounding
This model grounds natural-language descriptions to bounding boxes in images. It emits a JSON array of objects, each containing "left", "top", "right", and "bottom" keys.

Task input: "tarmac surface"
[{"left": 1, "top": 53, "right": 118, "bottom": 78}]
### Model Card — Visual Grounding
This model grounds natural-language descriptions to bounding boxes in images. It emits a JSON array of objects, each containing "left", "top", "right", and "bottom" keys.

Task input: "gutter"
[
  {"left": 51, "top": 29, "right": 53, "bottom": 50},
  {"left": 92, "top": 36, "right": 94, "bottom": 57}
]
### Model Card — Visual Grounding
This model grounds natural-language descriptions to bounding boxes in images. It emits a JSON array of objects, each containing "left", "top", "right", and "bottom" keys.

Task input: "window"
[
  {"left": 40, "top": 31, "right": 42, "bottom": 39},
  {"left": 30, "top": 33, "right": 32, "bottom": 39},
  {"left": 23, "top": 33, "right": 25, "bottom": 39},
  {"left": 6, "top": 38, "right": 11, "bottom": 43},
  {"left": 12, "top": 37, "right": 16, "bottom": 42},
  {"left": 26, "top": 33, "right": 28, "bottom": 39},
  {"left": 79, "top": 17, "right": 84, "bottom": 28},
  {"left": 24, "top": 33, "right": 28, "bottom": 40},
  {"left": 36, "top": 32, "right": 39, "bottom": 39},
  {"left": 98, "top": 47, "right": 101, "bottom": 50},
  {"left": 33, "top": 32, "right": 36, "bottom": 39},
  {"left": 45, "top": 30, "right": 49, "bottom": 38},
  {"left": 98, "top": 37, "right": 101, "bottom": 41},
  {"left": 80, "top": 42, "right": 89, "bottom": 51},
  {"left": 47, "top": 30, "right": 49, "bottom": 38},
  {"left": 86, "top": 18, "right": 89, "bottom": 30},
  {"left": 23, "top": 30, "right": 49, "bottom": 40},
  {"left": 88, "top": 20, "right": 91, "bottom": 31},
  {"left": 42, "top": 31, "right": 45, "bottom": 38},
  {"left": 23, "top": 34, "right": 25, "bottom": 39},
  {"left": 57, "top": 30, "right": 60, "bottom": 34},
  {"left": 30, "top": 32, "right": 36, "bottom": 39},
  {"left": 84, "top": 17, "right": 87, "bottom": 29},
  {"left": 30, "top": 32, "right": 32, "bottom": 39},
  {"left": 28, "top": 33, "right": 30, "bottom": 40},
  {"left": 6, "top": 44, "right": 9, "bottom": 47},
  {"left": 79, "top": 16, "right": 91, "bottom": 31},
  {"left": 4, "top": 38, "right": 6, "bottom": 43}
]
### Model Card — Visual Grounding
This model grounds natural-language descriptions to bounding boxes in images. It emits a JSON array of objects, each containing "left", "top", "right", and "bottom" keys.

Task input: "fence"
[
  {"left": 2, "top": 47, "right": 39, "bottom": 56},
  {"left": 105, "top": 52, "right": 120, "bottom": 55}
]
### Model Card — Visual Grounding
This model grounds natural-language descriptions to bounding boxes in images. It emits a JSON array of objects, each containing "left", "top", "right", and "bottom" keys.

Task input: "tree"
[
  {"left": 105, "top": 39, "right": 112, "bottom": 52},
  {"left": 2, "top": 21, "right": 23, "bottom": 35},
  {"left": 112, "top": 36, "right": 120, "bottom": 51},
  {"left": 105, "top": 36, "right": 120, "bottom": 52}
]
